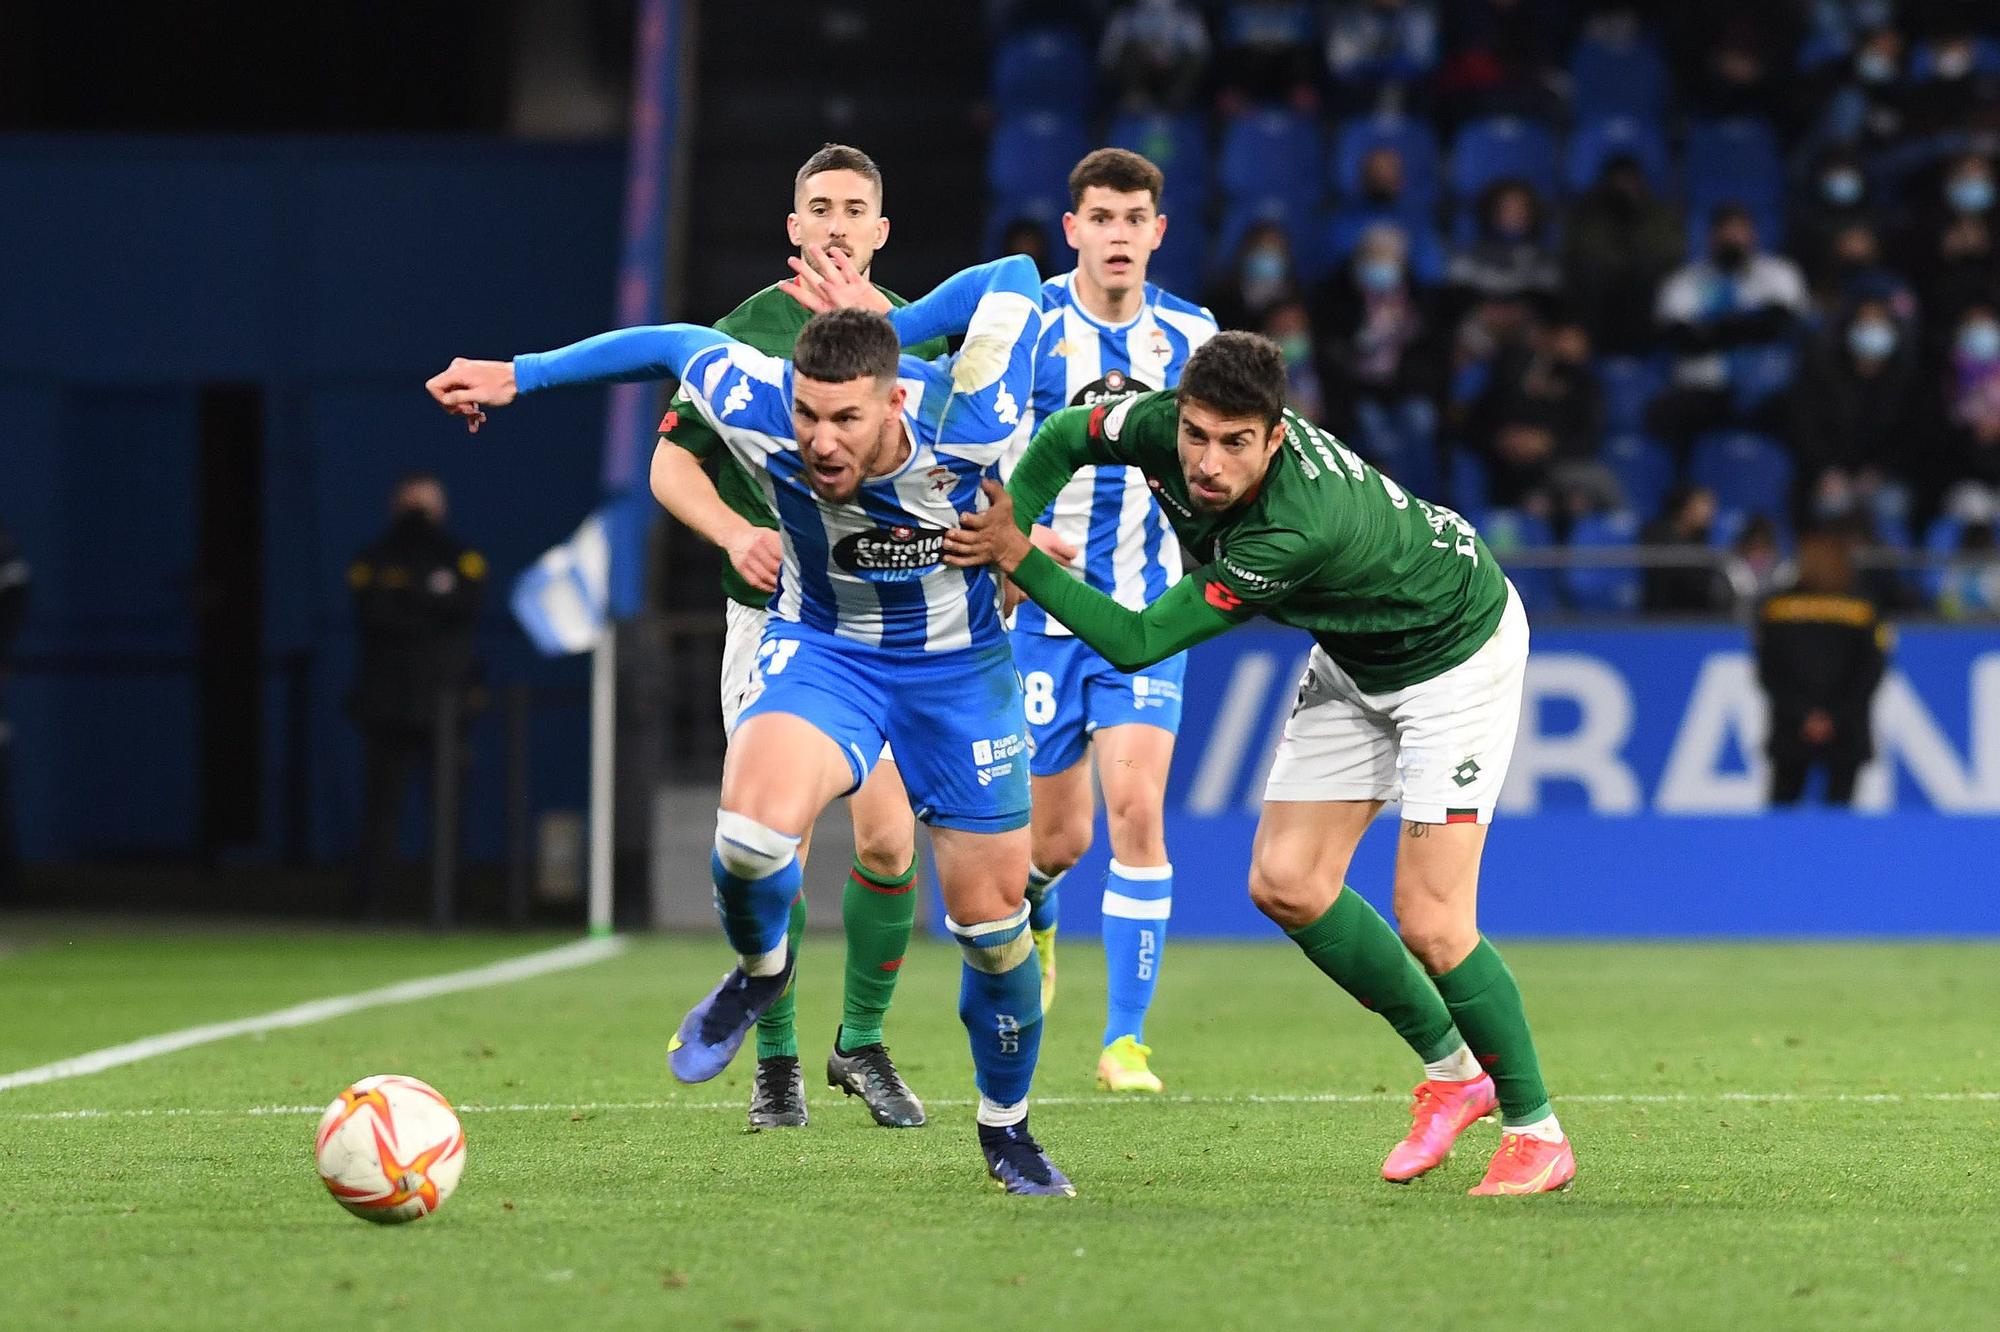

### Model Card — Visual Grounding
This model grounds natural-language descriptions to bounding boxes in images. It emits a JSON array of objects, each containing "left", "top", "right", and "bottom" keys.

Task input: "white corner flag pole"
[{"left": 587, "top": 622, "right": 617, "bottom": 938}]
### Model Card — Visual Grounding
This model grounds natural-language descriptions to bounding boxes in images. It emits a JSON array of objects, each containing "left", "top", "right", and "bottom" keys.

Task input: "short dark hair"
[
  {"left": 1176, "top": 332, "right": 1288, "bottom": 428},
  {"left": 794, "top": 308, "right": 901, "bottom": 386},
  {"left": 1068, "top": 147, "right": 1164, "bottom": 209},
  {"left": 795, "top": 143, "right": 883, "bottom": 205}
]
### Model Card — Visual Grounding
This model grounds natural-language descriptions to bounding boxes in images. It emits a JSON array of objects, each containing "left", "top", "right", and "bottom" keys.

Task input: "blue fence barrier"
[{"left": 934, "top": 624, "right": 2000, "bottom": 939}]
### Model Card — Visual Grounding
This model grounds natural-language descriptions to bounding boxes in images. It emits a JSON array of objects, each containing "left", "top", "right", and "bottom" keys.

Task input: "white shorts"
[
  {"left": 1263, "top": 581, "right": 1527, "bottom": 824},
  {"left": 718, "top": 599, "right": 896, "bottom": 765}
]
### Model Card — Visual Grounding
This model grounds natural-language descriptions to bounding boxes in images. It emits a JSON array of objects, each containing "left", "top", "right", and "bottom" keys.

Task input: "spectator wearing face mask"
[
  {"left": 1803, "top": 22, "right": 1912, "bottom": 155},
  {"left": 1901, "top": 154, "right": 2000, "bottom": 322},
  {"left": 1313, "top": 223, "right": 1446, "bottom": 482},
  {"left": 1794, "top": 148, "right": 1875, "bottom": 272},
  {"left": 1904, "top": 18, "right": 2000, "bottom": 138},
  {"left": 1260, "top": 299, "right": 1328, "bottom": 423},
  {"left": 1648, "top": 203, "right": 1810, "bottom": 457},
  {"left": 1208, "top": 220, "right": 1302, "bottom": 332},
  {"left": 1446, "top": 178, "right": 1559, "bottom": 328},
  {"left": 1936, "top": 300, "right": 2000, "bottom": 517},
  {"left": 1565, "top": 155, "right": 1686, "bottom": 356},
  {"left": 1323, "top": 145, "right": 1447, "bottom": 285},
  {"left": 1937, "top": 520, "right": 2000, "bottom": 620},
  {"left": 1790, "top": 296, "right": 1924, "bottom": 532}
]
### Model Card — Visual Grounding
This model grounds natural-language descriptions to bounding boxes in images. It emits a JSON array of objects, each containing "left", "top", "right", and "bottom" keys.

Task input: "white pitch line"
[
  {"left": 0, "top": 936, "right": 628, "bottom": 1094},
  {"left": 5, "top": 1088, "right": 1998, "bottom": 1122}
]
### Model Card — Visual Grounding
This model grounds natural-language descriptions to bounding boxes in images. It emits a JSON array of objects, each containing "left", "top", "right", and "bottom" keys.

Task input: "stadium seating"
[
  {"left": 1601, "top": 432, "right": 1677, "bottom": 522},
  {"left": 1106, "top": 111, "right": 1211, "bottom": 202},
  {"left": 991, "top": 26, "right": 1095, "bottom": 118},
  {"left": 1568, "top": 22, "right": 1672, "bottom": 122},
  {"left": 1448, "top": 117, "right": 1560, "bottom": 206},
  {"left": 1691, "top": 431, "right": 1795, "bottom": 520},
  {"left": 1319, "top": 207, "right": 1448, "bottom": 284},
  {"left": 1330, "top": 113, "right": 1442, "bottom": 209},
  {"left": 1922, "top": 514, "right": 1969, "bottom": 600},
  {"left": 1478, "top": 508, "right": 1559, "bottom": 611},
  {"left": 988, "top": 112, "right": 1093, "bottom": 199},
  {"left": 1684, "top": 117, "right": 1785, "bottom": 248},
  {"left": 1562, "top": 509, "right": 1646, "bottom": 613},
  {"left": 1446, "top": 446, "right": 1490, "bottom": 517},
  {"left": 1218, "top": 109, "right": 1324, "bottom": 206},
  {"left": 1214, "top": 195, "right": 1321, "bottom": 281},
  {"left": 1596, "top": 356, "right": 1668, "bottom": 436},
  {"left": 1565, "top": 117, "right": 1673, "bottom": 196}
]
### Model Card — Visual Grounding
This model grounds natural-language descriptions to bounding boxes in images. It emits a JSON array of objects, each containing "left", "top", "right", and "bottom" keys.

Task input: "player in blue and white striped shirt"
[
  {"left": 1006, "top": 149, "right": 1218, "bottom": 1095},
  {"left": 426, "top": 252, "right": 1074, "bottom": 1195}
]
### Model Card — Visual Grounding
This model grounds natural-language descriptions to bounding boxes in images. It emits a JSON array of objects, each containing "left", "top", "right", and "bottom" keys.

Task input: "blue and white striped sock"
[
  {"left": 1102, "top": 859, "right": 1171, "bottom": 1046},
  {"left": 710, "top": 812, "right": 802, "bottom": 975},
  {"left": 1025, "top": 864, "right": 1064, "bottom": 933},
  {"left": 948, "top": 902, "right": 1042, "bottom": 1108}
]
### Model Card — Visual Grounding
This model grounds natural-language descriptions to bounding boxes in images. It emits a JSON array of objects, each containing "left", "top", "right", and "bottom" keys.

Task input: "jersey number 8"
[{"left": 1021, "top": 671, "right": 1058, "bottom": 726}]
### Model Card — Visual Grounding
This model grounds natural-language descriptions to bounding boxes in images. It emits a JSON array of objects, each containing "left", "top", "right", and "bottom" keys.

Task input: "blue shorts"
[
  {"left": 1009, "top": 631, "right": 1186, "bottom": 778},
  {"left": 734, "top": 623, "right": 1030, "bottom": 833}
]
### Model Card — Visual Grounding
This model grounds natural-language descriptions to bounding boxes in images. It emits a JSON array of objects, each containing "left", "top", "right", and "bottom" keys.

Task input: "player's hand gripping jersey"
[
  {"left": 1006, "top": 392, "right": 1509, "bottom": 692},
  {"left": 515, "top": 256, "right": 1042, "bottom": 655},
  {"left": 1012, "top": 274, "right": 1218, "bottom": 636}
]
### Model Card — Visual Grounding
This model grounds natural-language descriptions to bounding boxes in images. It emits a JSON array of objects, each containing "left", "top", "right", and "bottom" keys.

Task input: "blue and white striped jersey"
[
  {"left": 513, "top": 256, "right": 1043, "bottom": 655},
  {"left": 1011, "top": 272, "right": 1218, "bottom": 637}
]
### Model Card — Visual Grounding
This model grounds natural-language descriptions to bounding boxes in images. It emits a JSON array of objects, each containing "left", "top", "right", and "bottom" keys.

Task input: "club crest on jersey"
[
  {"left": 1070, "top": 369, "right": 1153, "bottom": 409},
  {"left": 925, "top": 465, "right": 955, "bottom": 496},
  {"left": 832, "top": 525, "right": 945, "bottom": 583}
]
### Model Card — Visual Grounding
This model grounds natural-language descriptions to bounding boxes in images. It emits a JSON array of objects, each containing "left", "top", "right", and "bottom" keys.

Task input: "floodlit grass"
[{"left": 4, "top": 929, "right": 1997, "bottom": 1330}]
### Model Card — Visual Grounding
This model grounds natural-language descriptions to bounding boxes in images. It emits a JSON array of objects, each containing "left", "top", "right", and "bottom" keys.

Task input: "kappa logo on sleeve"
[{"left": 721, "top": 378, "right": 755, "bottom": 418}]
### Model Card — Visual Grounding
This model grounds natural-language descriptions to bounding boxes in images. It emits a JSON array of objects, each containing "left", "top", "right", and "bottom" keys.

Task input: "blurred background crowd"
[{"left": 983, "top": 0, "right": 2000, "bottom": 617}]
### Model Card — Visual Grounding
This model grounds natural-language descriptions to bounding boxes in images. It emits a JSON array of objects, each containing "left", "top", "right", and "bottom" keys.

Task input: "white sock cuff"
[
  {"left": 1028, "top": 863, "right": 1066, "bottom": 890},
  {"left": 714, "top": 810, "right": 799, "bottom": 880},
  {"left": 976, "top": 1096, "right": 1028, "bottom": 1128},
  {"left": 740, "top": 940, "right": 789, "bottom": 977},
  {"left": 1108, "top": 859, "right": 1173, "bottom": 881}
]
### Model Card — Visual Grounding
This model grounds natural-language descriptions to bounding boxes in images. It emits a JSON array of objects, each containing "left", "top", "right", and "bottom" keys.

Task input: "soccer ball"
[{"left": 314, "top": 1074, "right": 467, "bottom": 1224}]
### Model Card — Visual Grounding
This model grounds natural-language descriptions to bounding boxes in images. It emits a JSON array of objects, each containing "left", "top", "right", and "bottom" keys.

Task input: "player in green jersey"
[
  {"left": 945, "top": 332, "right": 1577, "bottom": 1195},
  {"left": 649, "top": 144, "right": 945, "bottom": 1132}
]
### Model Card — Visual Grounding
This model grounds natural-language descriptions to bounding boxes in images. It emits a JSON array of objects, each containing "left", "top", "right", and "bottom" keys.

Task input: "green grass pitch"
[{"left": 3, "top": 924, "right": 1998, "bottom": 1330}]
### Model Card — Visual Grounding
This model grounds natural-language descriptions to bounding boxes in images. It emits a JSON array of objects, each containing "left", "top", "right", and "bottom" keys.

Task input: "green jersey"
[
  {"left": 1007, "top": 391, "right": 1509, "bottom": 693},
  {"left": 659, "top": 282, "right": 948, "bottom": 608}
]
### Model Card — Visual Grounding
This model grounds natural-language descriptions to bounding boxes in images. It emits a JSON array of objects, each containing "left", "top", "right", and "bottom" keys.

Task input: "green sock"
[
  {"left": 838, "top": 854, "right": 918, "bottom": 1051},
  {"left": 1286, "top": 888, "right": 1463, "bottom": 1064},
  {"left": 752, "top": 888, "right": 807, "bottom": 1060},
  {"left": 1431, "top": 937, "right": 1553, "bottom": 1126}
]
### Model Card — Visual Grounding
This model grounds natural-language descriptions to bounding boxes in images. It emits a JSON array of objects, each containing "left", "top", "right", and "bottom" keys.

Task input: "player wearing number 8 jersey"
[
  {"left": 425, "top": 253, "right": 1075, "bottom": 1196},
  {"left": 1009, "top": 148, "right": 1218, "bottom": 1094},
  {"left": 946, "top": 331, "right": 1576, "bottom": 1196}
]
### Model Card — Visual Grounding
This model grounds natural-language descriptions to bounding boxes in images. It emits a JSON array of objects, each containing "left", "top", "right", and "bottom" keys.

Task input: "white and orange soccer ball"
[{"left": 314, "top": 1074, "right": 467, "bottom": 1224}]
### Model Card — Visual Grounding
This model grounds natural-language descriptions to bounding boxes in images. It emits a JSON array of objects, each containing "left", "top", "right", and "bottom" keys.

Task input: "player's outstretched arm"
[
  {"left": 946, "top": 480, "right": 1239, "bottom": 673},
  {"left": 885, "top": 253, "right": 1042, "bottom": 348},
  {"left": 424, "top": 325, "right": 734, "bottom": 429}
]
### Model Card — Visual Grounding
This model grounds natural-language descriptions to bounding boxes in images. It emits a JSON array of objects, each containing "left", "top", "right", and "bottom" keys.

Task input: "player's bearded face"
[
  {"left": 789, "top": 169, "right": 889, "bottom": 279},
  {"left": 1177, "top": 403, "right": 1284, "bottom": 512},
  {"left": 793, "top": 375, "right": 907, "bottom": 502}
]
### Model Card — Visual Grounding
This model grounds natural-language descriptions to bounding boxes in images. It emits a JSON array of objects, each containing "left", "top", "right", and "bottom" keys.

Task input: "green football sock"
[
  {"left": 1431, "top": 938, "right": 1553, "bottom": 1126},
  {"left": 838, "top": 854, "right": 918, "bottom": 1051},
  {"left": 752, "top": 888, "right": 807, "bottom": 1061},
  {"left": 1286, "top": 888, "right": 1463, "bottom": 1064}
]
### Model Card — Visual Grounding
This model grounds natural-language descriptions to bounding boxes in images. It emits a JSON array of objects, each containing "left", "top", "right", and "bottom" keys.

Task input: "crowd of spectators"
[{"left": 985, "top": 0, "right": 2000, "bottom": 617}]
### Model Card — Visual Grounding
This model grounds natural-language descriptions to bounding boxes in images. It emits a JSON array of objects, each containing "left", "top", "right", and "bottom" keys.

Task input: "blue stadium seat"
[
  {"left": 1106, "top": 111, "right": 1210, "bottom": 200},
  {"left": 1691, "top": 431, "right": 1795, "bottom": 520},
  {"left": 1330, "top": 113, "right": 1442, "bottom": 207},
  {"left": 1447, "top": 447, "right": 1490, "bottom": 517},
  {"left": 1146, "top": 218, "right": 1207, "bottom": 298},
  {"left": 982, "top": 196, "right": 1066, "bottom": 262},
  {"left": 1727, "top": 344, "right": 1799, "bottom": 415},
  {"left": 1449, "top": 117, "right": 1560, "bottom": 205},
  {"left": 1562, "top": 509, "right": 1645, "bottom": 613},
  {"left": 1478, "top": 508, "right": 1559, "bottom": 611},
  {"left": 1601, "top": 432, "right": 1676, "bottom": 520},
  {"left": 988, "top": 113, "right": 1092, "bottom": 200},
  {"left": 1219, "top": 110, "right": 1324, "bottom": 205},
  {"left": 991, "top": 26, "right": 1095, "bottom": 118},
  {"left": 1351, "top": 418, "right": 1440, "bottom": 501},
  {"left": 1921, "top": 514, "right": 1970, "bottom": 600},
  {"left": 1214, "top": 196, "right": 1322, "bottom": 282},
  {"left": 1684, "top": 118, "right": 1784, "bottom": 246},
  {"left": 1568, "top": 25, "right": 1671, "bottom": 121},
  {"left": 1565, "top": 117, "right": 1672, "bottom": 196},
  {"left": 1596, "top": 356, "right": 1668, "bottom": 435}
]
